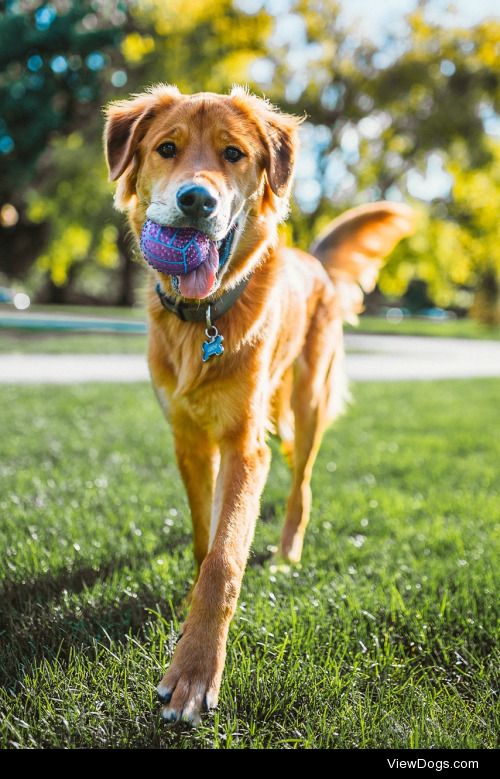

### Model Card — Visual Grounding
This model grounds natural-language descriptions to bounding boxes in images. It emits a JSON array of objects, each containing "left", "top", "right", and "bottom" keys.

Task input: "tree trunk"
[
  {"left": 116, "top": 227, "right": 137, "bottom": 307},
  {"left": 470, "top": 268, "right": 500, "bottom": 326}
]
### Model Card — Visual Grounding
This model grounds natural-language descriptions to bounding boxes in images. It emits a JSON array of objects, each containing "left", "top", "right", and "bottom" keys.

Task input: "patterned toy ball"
[{"left": 139, "top": 219, "right": 213, "bottom": 275}]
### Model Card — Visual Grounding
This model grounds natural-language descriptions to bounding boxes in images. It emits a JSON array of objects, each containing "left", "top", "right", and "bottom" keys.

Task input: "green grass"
[
  {"left": 0, "top": 379, "right": 498, "bottom": 748},
  {"left": 0, "top": 331, "right": 147, "bottom": 354},
  {"left": 347, "top": 315, "right": 500, "bottom": 340},
  {"left": 0, "top": 302, "right": 148, "bottom": 354}
]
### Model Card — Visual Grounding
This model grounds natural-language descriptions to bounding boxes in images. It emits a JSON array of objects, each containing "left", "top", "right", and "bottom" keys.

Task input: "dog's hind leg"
[
  {"left": 272, "top": 366, "right": 295, "bottom": 469},
  {"left": 279, "top": 385, "right": 326, "bottom": 563},
  {"left": 279, "top": 310, "right": 342, "bottom": 563}
]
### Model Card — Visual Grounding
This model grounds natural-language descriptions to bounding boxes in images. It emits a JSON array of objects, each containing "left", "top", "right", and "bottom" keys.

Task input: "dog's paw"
[
  {"left": 278, "top": 533, "right": 304, "bottom": 564},
  {"left": 157, "top": 637, "right": 223, "bottom": 726}
]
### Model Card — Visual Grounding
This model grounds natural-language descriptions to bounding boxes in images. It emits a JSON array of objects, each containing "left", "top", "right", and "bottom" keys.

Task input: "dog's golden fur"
[{"left": 104, "top": 85, "right": 414, "bottom": 724}]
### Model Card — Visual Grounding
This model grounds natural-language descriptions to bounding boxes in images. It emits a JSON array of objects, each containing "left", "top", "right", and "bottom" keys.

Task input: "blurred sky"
[
  {"left": 340, "top": 1, "right": 498, "bottom": 204},
  {"left": 339, "top": 0, "right": 499, "bottom": 41},
  {"left": 240, "top": 0, "right": 499, "bottom": 29},
  {"left": 270, "top": 0, "right": 499, "bottom": 208}
]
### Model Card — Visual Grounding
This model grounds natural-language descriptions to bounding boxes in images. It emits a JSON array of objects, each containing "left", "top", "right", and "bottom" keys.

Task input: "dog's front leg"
[
  {"left": 158, "top": 428, "right": 271, "bottom": 724},
  {"left": 172, "top": 415, "right": 220, "bottom": 572}
]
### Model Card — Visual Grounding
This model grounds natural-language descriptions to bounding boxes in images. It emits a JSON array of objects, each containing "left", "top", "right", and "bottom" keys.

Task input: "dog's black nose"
[{"left": 176, "top": 184, "right": 217, "bottom": 218}]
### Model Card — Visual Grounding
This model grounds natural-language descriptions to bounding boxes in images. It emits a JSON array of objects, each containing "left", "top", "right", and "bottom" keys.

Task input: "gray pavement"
[
  {"left": 0, "top": 334, "right": 499, "bottom": 384},
  {"left": 345, "top": 334, "right": 500, "bottom": 381}
]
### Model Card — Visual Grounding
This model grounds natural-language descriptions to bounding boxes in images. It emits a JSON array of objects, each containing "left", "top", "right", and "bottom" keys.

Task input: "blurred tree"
[
  {"left": 0, "top": 0, "right": 499, "bottom": 321},
  {"left": 448, "top": 139, "right": 500, "bottom": 324},
  {"left": 0, "top": 0, "right": 273, "bottom": 302},
  {"left": 0, "top": 0, "right": 126, "bottom": 197},
  {"left": 374, "top": 139, "right": 500, "bottom": 324},
  {"left": 0, "top": 0, "right": 131, "bottom": 301},
  {"left": 261, "top": 2, "right": 500, "bottom": 321},
  {"left": 351, "top": 12, "right": 500, "bottom": 322},
  {"left": 24, "top": 129, "right": 140, "bottom": 305}
]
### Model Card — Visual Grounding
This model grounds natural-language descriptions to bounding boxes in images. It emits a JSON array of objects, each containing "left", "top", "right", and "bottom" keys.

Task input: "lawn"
[
  {"left": 345, "top": 315, "right": 500, "bottom": 340},
  {"left": 0, "top": 308, "right": 498, "bottom": 355},
  {"left": 0, "top": 379, "right": 498, "bottom": 748},
  {"left": 0, "top": 331, "right": 148, "bottom": 354},
  {"left": 0, "top": 303, "right": 147, "bottom": 354}
]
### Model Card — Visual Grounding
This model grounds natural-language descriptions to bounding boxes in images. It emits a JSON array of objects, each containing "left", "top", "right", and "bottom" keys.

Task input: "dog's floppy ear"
[
  {"left": 229, "top": 87, "right": 302, "bottom": 202},
  {"left": 103, "top": 85, "right": 181, "bottom": 208},
  {"left": 262, "top": 111, "right": 300, "bottom": 198},
  {"left": 104, "top": 95, "right": 155, "bottom": 182}
]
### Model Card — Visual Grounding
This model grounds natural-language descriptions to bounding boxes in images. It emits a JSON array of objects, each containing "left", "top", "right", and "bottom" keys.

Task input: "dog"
[{"left": 103, "top": 85, "right": 414, "bottom": 725}]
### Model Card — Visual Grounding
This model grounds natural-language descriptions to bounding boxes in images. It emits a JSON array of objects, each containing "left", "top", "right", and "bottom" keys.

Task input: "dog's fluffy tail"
[{"left": 310, "top": 201, "right": 415, "bottom": 324}]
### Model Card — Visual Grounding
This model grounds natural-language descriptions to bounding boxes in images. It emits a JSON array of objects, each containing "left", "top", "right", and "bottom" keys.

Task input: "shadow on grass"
[
  {"left": 2, "top": 551, "right": 156, "bottom": 609},
  {"left": 248, "top": 548, "right": 274, "bottom": 567},
  {"left": 260, "top": 501, "right": 278, "bottom": 523},
  {"left": 0, "top": 536, "right": 192, "bottom": 691},
  {"left": 0, "top": 489, "right": 286, "bottom": 695}
]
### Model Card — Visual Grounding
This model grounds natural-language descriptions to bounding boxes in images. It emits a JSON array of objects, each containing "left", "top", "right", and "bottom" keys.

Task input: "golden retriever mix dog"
[{"left": 103, "top": 85, "right": 414, "bottom": 725}]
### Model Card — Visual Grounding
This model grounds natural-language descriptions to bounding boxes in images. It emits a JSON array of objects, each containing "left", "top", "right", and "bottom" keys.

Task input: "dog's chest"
[{"left": 149, "top": 331, "right": 267, "bottom": 437}]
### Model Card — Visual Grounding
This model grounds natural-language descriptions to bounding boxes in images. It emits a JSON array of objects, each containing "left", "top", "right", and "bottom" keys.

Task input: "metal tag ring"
[{"left": 205, "top": 325, "right": 219, "bottom": 340}]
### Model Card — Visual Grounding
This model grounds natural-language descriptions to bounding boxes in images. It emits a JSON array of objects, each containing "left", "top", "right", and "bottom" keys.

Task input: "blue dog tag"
[{"left": 202, "top": 331, "right": 224, "bottom": 362}]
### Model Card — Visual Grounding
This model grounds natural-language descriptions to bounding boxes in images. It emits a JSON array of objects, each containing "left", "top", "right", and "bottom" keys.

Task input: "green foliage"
[
  {"left": 377, "top": 139, "right": 500, "bottom": 320},
  {"left": 266, "top": 4, "right": 500, "bottom": 319},
  {"left": 1, "top": 0, "right": 499, "bottom": 319},
  {"left": 0, "top": 0, "right": 127, "bottom": 197},
  {"left": 0, "top": 0, "right": 133, "bottom": 298},
  {"left": 0, "top": 379, "right": 498, "bottom": 746},
  {"left": 134, "top": 0, "right": 273, "bottom": 91},
  {"left": 24, "top": 130, "right": 124, "bottom": 293},
  {"left": 449, "top": 140, "right": 500, "bottom": 323}
]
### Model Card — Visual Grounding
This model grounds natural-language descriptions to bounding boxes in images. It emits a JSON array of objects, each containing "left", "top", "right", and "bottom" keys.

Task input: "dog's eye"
[
  {"left": 157, "top": 142, "right": 177, "bottom": 159},
  {"left": 223, "top": 146, "right": 244, "bottom": 163}
]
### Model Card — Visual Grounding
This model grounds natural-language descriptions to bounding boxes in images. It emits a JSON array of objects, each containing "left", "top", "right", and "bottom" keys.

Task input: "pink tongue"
[{"left": 178, "top": 243, "right": 220, "bottom": 299}]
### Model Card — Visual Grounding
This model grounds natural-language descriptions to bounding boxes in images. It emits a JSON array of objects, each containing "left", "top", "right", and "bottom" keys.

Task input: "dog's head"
[{"left": 104, "top": 85, "right": 301, "bottom": 297}]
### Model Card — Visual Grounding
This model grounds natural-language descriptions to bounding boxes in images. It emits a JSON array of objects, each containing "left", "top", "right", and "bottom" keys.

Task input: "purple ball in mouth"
[{"left": 139, "top": 220, "right": 214, "bottom": 275}]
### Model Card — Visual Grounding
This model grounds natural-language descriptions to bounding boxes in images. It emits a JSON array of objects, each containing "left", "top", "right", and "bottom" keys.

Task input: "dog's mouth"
[{"left": 173, "top": 223, "right": 238, "bottom": 300}]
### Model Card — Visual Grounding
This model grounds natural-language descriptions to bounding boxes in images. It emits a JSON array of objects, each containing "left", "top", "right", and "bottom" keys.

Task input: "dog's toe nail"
[
  {"left": 162, "top": 708, "right": 178, "bottom": 723},
  {"left": 157, "top": 685, "right": 172, "bottom": 703},
  {"left": 181, "top": 708, "right": 201, "bottom": 726},
  {"left": 204, "top": 693, "right": 217, "bottom": 711}
]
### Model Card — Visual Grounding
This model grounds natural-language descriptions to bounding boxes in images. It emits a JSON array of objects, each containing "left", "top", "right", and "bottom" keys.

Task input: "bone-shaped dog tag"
[
  {"left": 202, "top": 305, "right": 225, "bottom": 362},
  {"left": 202, "top": 327, "right": 224, "bottom": 362}
]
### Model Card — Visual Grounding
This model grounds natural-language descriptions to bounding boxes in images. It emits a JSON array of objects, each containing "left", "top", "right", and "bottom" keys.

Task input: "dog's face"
[
  {"left": 104, "top": 86, "right": 300, "bottom": 294},
  {"left": 135, "top": 94, "right": 264, "bottom": 243}
]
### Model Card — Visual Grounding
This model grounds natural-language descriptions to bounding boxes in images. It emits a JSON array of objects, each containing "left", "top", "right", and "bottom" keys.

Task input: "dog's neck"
[
  {"left": 145, "top": 214, "right": 282, "bottom": 397},
  {"left": 129, "top": 197, "right": 283, "bottom": 393}
]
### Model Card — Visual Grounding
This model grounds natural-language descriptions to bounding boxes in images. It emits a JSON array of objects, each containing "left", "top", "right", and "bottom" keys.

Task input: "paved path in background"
[
  {"left": 345, "top": 334, "right": 500, "bottom": 381},
  {"left": 0, "top": 334, "right": 499, "bottom": 384},
  {"left": 0, "top": 353, "right": 149, "bottom": 384}
]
